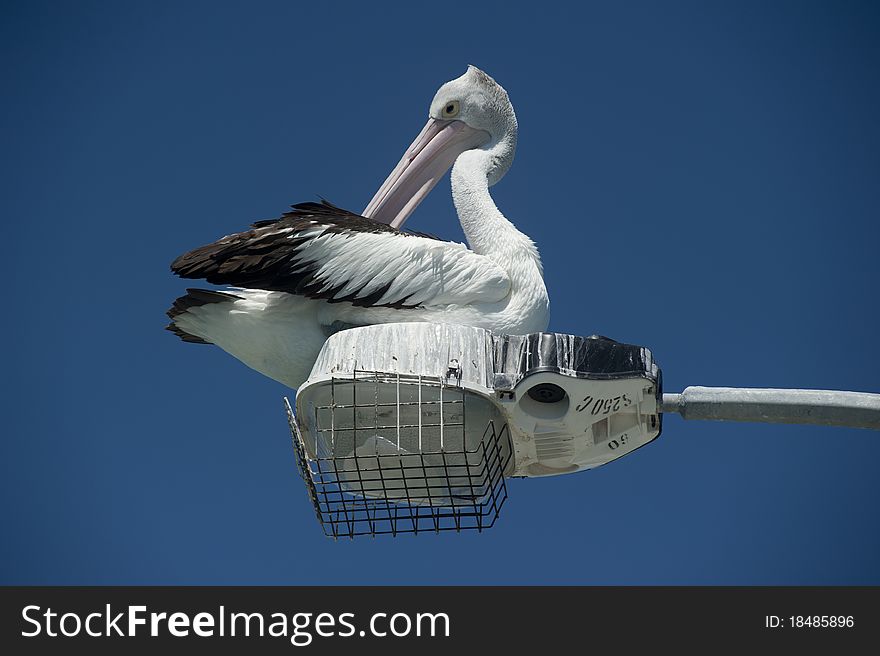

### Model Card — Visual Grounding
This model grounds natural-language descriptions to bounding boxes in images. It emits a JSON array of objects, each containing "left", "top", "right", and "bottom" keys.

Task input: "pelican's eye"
[{"left": 441, "top": 100, "right": 460, "bottom": 118}]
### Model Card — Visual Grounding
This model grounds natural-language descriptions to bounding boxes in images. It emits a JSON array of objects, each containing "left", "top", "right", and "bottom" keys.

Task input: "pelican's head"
[{"left": 363, "top": 66, "right": 518, "bottom": 228}]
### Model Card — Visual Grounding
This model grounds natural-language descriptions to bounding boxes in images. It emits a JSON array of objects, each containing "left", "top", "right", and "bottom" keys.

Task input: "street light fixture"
[{"left": 286, "top": 323, "right": 879, "bottom": 539}]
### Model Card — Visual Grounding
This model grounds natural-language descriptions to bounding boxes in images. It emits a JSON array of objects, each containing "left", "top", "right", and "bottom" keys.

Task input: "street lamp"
[{"left": 286, "top": 323, "right": 879, "bottom": 539}]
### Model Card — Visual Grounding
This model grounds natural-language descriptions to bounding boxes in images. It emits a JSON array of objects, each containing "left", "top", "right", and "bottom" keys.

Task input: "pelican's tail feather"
[
  {"left": 166, "top": 289, "right": 244, "bottom": 344},
  {"left": 164, "top": 288, "right": 327, "bottom": 390}
]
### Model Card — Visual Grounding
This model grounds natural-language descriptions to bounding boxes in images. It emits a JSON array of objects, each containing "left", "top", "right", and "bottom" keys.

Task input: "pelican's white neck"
[
  {"left": 450, "top": 143, "right": 549, "bottom": 334},
  {"left": 451, "top": 143, "right": 542, "bottom": 274}
]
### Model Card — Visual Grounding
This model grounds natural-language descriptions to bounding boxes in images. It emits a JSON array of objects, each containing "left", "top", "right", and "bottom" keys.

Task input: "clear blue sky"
[{"left": 2, "top": 0, "right": 878, "bottom": 584}]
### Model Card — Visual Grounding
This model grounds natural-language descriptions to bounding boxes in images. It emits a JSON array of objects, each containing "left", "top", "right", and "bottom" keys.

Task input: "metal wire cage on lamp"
[{"left": 286, "top": 369, "right": 512, "bottom": 538}]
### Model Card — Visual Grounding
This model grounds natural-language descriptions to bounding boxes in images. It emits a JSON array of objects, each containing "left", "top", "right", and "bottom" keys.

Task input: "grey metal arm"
[{"left": 662, "top": 386, "right": 880, "bottom": 430}]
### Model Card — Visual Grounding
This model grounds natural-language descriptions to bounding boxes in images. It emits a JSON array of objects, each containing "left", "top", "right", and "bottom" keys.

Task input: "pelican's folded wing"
[{"left": 171, "top": 200, "right": 511, "bottom": 309}]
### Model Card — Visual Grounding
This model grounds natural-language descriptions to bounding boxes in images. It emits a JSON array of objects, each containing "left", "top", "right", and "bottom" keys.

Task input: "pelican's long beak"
[{"left": 363, "top": 118, "right": 490, "bottom": 228}]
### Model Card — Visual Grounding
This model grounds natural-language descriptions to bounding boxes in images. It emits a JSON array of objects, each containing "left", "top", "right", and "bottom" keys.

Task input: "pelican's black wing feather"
[{"left": 170, "top": 200, "right": 445, "bottom": 309}]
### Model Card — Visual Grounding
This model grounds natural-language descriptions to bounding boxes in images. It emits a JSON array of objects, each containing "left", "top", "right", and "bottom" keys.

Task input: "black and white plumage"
[
  {"left": 171, "top": 200, "right": 511, "bottom": 310},
  {"left": 167, "top": 66, "right": 549, "bottom": 389}
]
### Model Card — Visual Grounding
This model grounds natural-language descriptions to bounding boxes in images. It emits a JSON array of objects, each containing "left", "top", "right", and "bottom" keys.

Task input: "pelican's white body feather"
[{"left": 293, "top": 227, "right": 511, "bottom": 308}]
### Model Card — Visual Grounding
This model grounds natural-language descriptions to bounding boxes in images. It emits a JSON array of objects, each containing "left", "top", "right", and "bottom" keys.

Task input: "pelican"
[{"left": 167, "top": 66, "right": 550, "bottom": 389}]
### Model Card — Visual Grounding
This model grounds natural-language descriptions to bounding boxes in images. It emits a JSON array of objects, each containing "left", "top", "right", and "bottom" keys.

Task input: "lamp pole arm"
[{"left": 662, "top": 387, "right": 880, "bottom": 431}]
